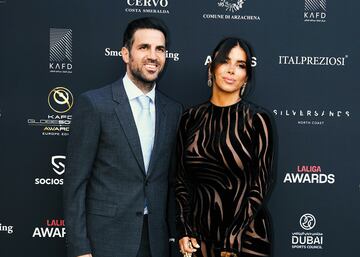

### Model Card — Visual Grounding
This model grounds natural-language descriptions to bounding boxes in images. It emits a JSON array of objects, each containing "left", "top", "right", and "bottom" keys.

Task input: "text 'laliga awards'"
[
  {"left": 32, "top": 219, "right": 66, "bottom": 238},
  {"left": 27, "top": 87, "right": 73, "bottom": 137},
  {"left": 202, "top": 0, "right": 261, "bottom": 21},
  {"left": 204, "top": 55, "right": 257, "bottom": 67},
  {"left": 283, "top": 165, "right": 335, "bottom": 184}
]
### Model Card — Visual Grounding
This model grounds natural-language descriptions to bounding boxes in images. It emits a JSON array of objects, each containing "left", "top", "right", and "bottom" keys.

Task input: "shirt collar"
[{"left": 123, "top": 73, "right": 156, "bottom": 103}]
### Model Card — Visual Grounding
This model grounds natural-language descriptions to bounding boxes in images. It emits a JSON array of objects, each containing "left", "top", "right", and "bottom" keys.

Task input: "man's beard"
[
  {"left": 130, "top": 66, "right": 157, "bottom": 85},
  {"left": 128, "top": 55, "right": 163, "bottom": 87}
]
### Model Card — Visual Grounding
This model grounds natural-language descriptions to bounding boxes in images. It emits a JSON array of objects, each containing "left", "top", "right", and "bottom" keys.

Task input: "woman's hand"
[{"left": 179, "top": 236, "right": 200, "bottom": 256}]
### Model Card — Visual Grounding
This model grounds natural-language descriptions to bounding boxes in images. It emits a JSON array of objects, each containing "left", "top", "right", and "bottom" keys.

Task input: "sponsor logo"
[
  {"left": 279, "top": 55, "right": 348, "bottom": 66},
  {"left": 104, "top": 48, "right": 122, "bottom": 57},
  {"left": 27, "top": 87, "right": 73, "bottom": 136},
  {"left": 32, "top": 219, "right": 66, "bottom": 238},
  {"left": 202, "top": 0, "right": 260, "bottom": 21},
  {"left": 283, "top": 165, "right": 335, "bottom": 184},
  {"left": 0, "top": 222, "right": 14, "bottom": 234},
  {"left": 273, "top": 108, "right": 351, "bottom": 126},
  {"left": 104, "top": 48, "right": 180, "bottom": 62},
  {"left": 304, "top": 0, "right": 326, "bottom": 23},
  {"left": 300, "top": 214, "right": 316, "bottom": 230},
  {"left": 51, "top": 155, "right": 66, "bottom": 175},
  {"left": 218, "top": 0, "right": 245, "bottom": 12},
  {"left": 204, "top": 55, "right": 257, "bottom": 67},
  {"left": 125, "top": 0, "right": 170, "bottom": 14},
  {"left": 49, "top": 28, "right": 73, "bottom": 73},
  {"left": 34, "top": 155, "right": 66, "bottom": 186},
  {"left": 292, "top": 213, "right": 324, "bottom": 250},
  {"left": 48, "top": 87, "right": 74, "bottom": 113}
]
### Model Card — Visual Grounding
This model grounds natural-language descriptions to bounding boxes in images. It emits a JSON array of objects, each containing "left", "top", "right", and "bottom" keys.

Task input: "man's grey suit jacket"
[{"left": 63, "top": 79, "right": 183, "bottom": 257}]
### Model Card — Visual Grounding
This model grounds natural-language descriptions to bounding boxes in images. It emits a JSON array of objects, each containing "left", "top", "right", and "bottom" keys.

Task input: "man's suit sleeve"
[
  {"left": 63, "top": 93, "right": 101, "bottom": 257},
  {"left": 167, "top": 104, "right": 184, "bottom": 257}
]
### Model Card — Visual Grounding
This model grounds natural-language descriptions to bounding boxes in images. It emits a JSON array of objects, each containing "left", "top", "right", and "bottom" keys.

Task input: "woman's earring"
[
  {"left": 207, "top": 75, "right": 213, "bottom": 87},
  {"left": 240, "top": 82, "right": 247, "bottom": 96}
]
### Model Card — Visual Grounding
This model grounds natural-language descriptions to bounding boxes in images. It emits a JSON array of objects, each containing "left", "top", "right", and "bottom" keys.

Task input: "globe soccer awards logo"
[
  {"left": 48, "top": 87, "right": 74, "bottom": 113},
  {"left": 27, "top": 87, "right": 73, "bottom": 137},
  {"left": 218, "top": 0, "right": 246, "bottom": 12}
]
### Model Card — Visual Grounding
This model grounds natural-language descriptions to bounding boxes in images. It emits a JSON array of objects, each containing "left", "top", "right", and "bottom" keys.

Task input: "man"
[{"left": 63, "top": 17, "right": 182, "bottom": 257}]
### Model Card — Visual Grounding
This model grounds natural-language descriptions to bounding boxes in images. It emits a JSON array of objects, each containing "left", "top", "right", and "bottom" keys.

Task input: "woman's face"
[{"left": 212, "top": 45, "right": 248, "bottom": 96}]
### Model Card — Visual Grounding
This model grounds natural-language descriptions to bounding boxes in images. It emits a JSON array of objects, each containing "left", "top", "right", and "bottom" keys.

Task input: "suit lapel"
[
  {"left": 112, "top": 80, "right": 146, "bottom": 174},
  {"left": 147, "top": 91, "right": 167, "bottom": 175}
]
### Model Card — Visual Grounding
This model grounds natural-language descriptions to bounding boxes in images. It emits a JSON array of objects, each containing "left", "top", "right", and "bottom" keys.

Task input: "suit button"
[
  {"left": 145, "top": 181, "right": 148, "bottom": 186},
  {"left": 136, "top": 211, "right": 143, "bottom": 216}
]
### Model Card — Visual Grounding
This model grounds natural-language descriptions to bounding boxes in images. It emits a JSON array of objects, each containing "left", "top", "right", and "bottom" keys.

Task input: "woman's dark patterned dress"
[{"left": 176, "top": 100, "right": 274, "bottom": 257}]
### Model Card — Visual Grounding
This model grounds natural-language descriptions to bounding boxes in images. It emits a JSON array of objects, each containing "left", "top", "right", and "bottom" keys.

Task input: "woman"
[{"left": 176, "top": 38, "right": 274, "bottom": 257}]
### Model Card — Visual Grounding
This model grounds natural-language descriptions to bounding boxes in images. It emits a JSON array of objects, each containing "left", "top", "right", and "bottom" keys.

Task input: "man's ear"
[{"left": 121, "top": 47, "right": 129, "bottom": 64}]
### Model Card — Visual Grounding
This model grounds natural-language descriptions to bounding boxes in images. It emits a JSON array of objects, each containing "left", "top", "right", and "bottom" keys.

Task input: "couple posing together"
[{"left": 63, "top": 17, "right": 274, "bottom": 257}]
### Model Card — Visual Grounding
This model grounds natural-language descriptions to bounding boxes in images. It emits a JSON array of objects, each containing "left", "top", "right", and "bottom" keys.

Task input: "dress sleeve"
[
  {"left": 224, "top": 111, "right": 274, "bottom": 252},
  {"left": 175, "top": 111, "right": 195, "bottom": 238}
]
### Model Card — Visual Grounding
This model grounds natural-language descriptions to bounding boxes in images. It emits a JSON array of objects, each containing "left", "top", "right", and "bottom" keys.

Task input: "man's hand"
[{"left": 179, "top": 236, "right": 200, "bottom": 256}]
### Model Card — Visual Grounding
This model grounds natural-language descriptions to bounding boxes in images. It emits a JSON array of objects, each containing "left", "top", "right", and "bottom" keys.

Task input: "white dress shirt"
[
  {"left": 123, "top": 74, "right": 156, "bottom": 214},
  {"left": 123, "top": 74, "right": 156, "bottom": 141}
]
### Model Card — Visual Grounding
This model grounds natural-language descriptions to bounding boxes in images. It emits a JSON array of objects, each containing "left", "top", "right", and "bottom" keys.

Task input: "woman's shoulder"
[
  {"left": 242, "top": 99, "right": 272, "bottom": 118},
  {"left": 182, "top": 101, "right": 210, "bottom": 118},
  {"left": 241, "top": 100, "right": 274, "bottom": 132},
  {"left": 178, "top": 101, "right": 211, "bottom": 130}
]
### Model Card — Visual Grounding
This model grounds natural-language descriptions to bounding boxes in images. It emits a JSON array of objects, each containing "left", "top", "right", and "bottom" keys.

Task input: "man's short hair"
[{"left": 123, "top": 17, "right": 169, "bottom": 49}]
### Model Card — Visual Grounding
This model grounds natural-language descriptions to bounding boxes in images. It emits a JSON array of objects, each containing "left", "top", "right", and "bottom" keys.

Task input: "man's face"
[{"left": 121, "top": 29, "right": 166, "bottom": 87}]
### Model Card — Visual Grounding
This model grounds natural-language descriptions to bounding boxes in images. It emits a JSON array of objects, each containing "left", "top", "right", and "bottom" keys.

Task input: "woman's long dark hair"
[{"left": 209, "top": 37, "right": 254, "bottom": 97}]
